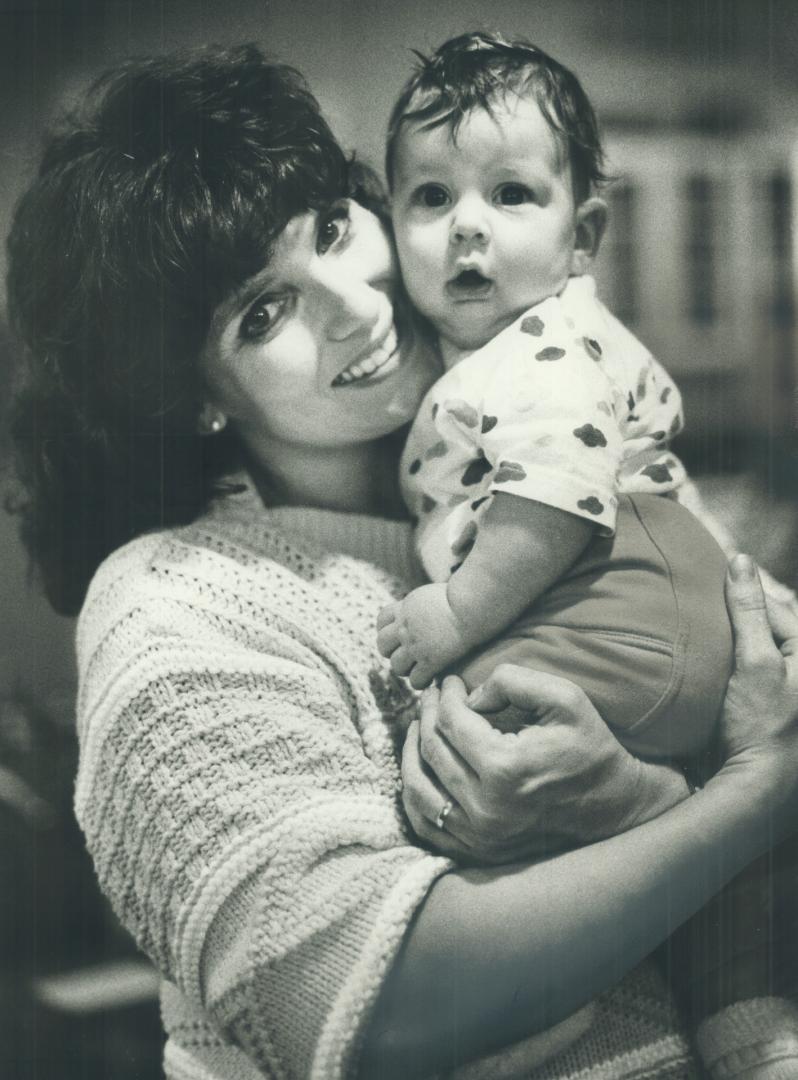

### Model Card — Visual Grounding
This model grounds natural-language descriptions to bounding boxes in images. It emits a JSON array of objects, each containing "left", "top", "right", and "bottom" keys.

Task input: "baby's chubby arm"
[{"left": 377, "top": 493, "right": 593, "bottom": 689}]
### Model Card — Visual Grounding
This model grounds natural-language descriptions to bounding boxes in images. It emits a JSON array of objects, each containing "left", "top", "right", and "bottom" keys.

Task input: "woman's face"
[{"left": 202, "top": 201, "right": 437, "bottom": 458}]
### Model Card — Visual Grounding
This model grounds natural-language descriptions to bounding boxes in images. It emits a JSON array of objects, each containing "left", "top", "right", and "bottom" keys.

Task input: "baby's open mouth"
[{"left": 446, "top": 268, "right": 493, "bottom": 299}]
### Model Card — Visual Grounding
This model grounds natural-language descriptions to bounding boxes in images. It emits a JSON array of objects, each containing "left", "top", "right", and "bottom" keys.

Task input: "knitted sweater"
[{"left": 73, "top": 481, "right": 696, "bottom": 1079}]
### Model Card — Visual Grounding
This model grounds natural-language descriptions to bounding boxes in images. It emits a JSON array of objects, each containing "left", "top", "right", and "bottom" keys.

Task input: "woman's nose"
[
  {"left": 450, "top": 196, "right": 490, "bottom": 244},
  {"left": 323, "top": 273, "right": 383, "bottom": 343}
]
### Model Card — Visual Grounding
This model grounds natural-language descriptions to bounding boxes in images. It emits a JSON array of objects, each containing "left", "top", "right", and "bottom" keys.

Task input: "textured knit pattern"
[
  {"left": 401, "top": 275, "right": 686, "bottom": 581},
  {"left": 73, "top": 484, "right": 699, "bottom": 1079},
  {"left": 696, "top": 997, "right": 798, "bottom": 1079},
  {"left": 74, "top": 490, "right": 449, "bottom": 1080}
]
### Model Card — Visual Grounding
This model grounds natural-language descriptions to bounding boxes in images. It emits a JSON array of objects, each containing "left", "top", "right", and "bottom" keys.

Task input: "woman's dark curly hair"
[{"left": 7, "top": 43, "right": 378, "bottom": 616}]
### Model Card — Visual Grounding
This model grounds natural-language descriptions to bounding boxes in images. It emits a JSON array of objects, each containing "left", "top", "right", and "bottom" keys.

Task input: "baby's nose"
[{"left": 450, "top": 197, "right": 490, "bottom": 243}]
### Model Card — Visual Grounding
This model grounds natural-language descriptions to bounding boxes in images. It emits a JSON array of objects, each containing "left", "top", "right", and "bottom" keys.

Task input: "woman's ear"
[
  {"left": 570, "top": 197, "right": 608, "bottom": 276},
  {"left": 197, "top": 404, "right": 228, "bottom": 436}
]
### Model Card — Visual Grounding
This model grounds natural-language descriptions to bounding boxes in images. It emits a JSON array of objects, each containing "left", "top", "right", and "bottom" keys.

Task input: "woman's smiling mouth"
[{"left": 331, "top": 325, "right": 400, "bottom": 387}]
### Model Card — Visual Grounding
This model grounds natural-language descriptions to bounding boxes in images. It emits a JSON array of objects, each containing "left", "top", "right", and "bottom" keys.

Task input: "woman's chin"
[
  {"left": 381, "top": 343, "right": 438, "bottom": 426},
  {"left": 332, "top": 337, "right": 437, "bottom": 435}
]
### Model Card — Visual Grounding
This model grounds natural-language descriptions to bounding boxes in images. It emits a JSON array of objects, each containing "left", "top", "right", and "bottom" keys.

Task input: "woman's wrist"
[
  {"left": 713, "top": 749, "right": 795, "bottom": 835},
  {"left": 616, "top": 755, "right": 693, "bottom": 834}
]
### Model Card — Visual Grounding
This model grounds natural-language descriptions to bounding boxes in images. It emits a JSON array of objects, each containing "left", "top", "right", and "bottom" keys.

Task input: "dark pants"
[{"left": 455, "top": 492, "right": 733, "bottom": 759}]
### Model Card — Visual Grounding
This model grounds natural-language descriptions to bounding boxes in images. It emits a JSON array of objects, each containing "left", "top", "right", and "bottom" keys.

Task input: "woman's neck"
[{"left": 247, "top": 438, "right": 402, "bottom": 518}]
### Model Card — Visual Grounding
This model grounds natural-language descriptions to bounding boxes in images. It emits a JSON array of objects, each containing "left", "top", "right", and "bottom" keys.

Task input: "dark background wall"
[{"left": 4, "top": 0, "right": 798, "bottom": 286}]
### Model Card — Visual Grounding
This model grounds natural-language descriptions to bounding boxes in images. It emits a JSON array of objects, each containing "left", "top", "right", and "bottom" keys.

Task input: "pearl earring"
[{"left": 199, "top": 409, "right": 226, "bottom": 436}]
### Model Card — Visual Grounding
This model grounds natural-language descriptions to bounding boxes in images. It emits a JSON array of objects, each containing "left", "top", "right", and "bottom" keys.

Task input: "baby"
[{"left": 377, "top": 31, "right": 736, "bottom": 758}]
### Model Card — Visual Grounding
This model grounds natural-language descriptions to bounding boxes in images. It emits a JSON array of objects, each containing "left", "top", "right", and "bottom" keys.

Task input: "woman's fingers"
[
  {"left": 430, "top": 676, "right": 511, "bottom": 779},
  {"left": 417, "top": 684, "right": 480, "bottom": 806},
  {"left": 766, "top": 596, "right": 798, "bottom": 656},
  {"left": 400, "top": 720, "right": 473, "bottom": 858},
  {"left": 726, "top": 555, "right": 783, "bottom": 669},
  {"left": 718, "top": 555, "right": 798, "bottom": 778},
  {"left": 467, "top": 664, "right": 594, "bottom": 728}
]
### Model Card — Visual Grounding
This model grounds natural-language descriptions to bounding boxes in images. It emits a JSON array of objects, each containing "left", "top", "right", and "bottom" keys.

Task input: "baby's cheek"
[
  {"left": 400, "top": 249, "right": 442, "bottom": 310},
  {"left": 405, "top": 232, "right": 440, "bottom": 273}
]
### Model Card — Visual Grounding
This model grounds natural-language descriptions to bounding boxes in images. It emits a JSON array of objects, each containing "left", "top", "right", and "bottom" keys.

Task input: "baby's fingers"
[
  {"left": 407, "top": 663, "right": 435, "bottom": 691},
  {"left": 377, "top": 622, "right": 402, "bottom": 659},
  {"left": 376, "top": 604, "right": 399, "bottom": 631},
  {"left": 389, "top": 646, "right": 417, "bottom": 678}
]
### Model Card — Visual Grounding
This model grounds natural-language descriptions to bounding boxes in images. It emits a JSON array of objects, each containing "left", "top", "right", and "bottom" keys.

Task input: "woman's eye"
[
  {"left": 415, "top": 184, "right": 449, "bottom": 209},
  {"left": 317, "top": 202, "right": 351, "bottom": 255},
  {"left": 497, "top": 184, "right": 532, "bottom": 206},
  {"left": 239, "top": 296, "right": 287, "bottom": 342}
]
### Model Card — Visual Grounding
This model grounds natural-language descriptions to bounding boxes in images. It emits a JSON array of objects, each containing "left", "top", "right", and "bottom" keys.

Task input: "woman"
[{"left": 7, "top": 44, "right": 798, "bottom": 1080}]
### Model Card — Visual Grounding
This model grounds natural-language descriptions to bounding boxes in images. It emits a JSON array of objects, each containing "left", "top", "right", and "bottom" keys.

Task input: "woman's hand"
[
  {"left": 715, "top": 555, "right": 798, "bottom": 798},
  {"left": 755, "top": 562, "right": 798, "bottom": 621},
  {"left": 400, "top": 666, "right": 687, "bottom": 864}
]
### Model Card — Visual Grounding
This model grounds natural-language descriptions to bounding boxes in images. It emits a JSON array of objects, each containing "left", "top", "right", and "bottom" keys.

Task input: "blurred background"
[{"left": 1, "top": 1, "right": 797, "bottom": 1076}]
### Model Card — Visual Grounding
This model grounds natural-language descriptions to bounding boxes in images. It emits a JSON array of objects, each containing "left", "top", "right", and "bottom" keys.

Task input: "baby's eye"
[
  {"left": 414, "top": 184, "right": 450, "bottom": 209},
  {"left": 317, "top": 202, "right": 351, "bottom": 255},
  {"left": 239, "top": 295, "right": 288, "bottom": 343},
  {"left": 496, "top": 184, "right": 533, "bottom": 206}
]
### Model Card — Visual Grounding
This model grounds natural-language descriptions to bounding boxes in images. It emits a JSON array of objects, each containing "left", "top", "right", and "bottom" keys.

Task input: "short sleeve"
[
  {"left": 576, "top": 290, "right": 689, "bottom": 497},
  {"left": 477, "top": 299, "right": 624, "bottom": 532}
]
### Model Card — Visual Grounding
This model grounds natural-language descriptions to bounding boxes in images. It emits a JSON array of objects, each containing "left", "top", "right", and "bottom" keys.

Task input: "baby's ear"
[{"left": 570, "top": 197, "right": 608, "bottom": 275}]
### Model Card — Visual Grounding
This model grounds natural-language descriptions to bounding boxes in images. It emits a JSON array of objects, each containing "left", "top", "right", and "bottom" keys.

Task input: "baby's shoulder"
[{"left": 560, "top": 277, "right": 658, "bottom": 380}]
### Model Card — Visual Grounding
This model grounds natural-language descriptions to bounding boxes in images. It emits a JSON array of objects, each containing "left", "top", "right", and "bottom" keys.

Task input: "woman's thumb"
[
  {"left": 466, "top": 679, "right": 509, "bottom": 714},
  {"left": 466, "top": 664, "right": 588, "bottom": 718},
  {"left": 726, "top": 555, "right": 772, "bottom": 665}
]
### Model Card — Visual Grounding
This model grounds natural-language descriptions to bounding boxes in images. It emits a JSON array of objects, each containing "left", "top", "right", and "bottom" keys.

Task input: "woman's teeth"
[{"left": 332, "top": 326, "right": 399, "bottom": 387}]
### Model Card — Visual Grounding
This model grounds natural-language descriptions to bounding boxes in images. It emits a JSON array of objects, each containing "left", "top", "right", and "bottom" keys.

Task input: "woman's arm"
[
  {"left": 363, "top": 772, "right": 777, "bottom": 1078},
  {"left": 360, "top": 558, "right": 798, "bottom": 1077}
]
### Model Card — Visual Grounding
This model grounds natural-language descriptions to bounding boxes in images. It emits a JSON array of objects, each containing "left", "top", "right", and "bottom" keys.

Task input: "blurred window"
[
  {"left": 605, "top": 182, "right": 640, "bottom": 326},
  {"left": 684, "top": 175, "right": 717, "bottom": 325},
  {"left": 768, "top": 171, "right": 794, "bottom": 327}
]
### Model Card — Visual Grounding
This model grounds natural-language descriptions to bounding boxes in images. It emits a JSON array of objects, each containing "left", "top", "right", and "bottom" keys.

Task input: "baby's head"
[{"left": 387, "top": 31, "right": 608, "bottom": 354}]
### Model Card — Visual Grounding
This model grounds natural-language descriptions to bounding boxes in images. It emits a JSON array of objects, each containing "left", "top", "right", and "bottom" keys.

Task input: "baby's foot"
[{"left": 377, "top": 582, "right": 473, "bottom": 689}]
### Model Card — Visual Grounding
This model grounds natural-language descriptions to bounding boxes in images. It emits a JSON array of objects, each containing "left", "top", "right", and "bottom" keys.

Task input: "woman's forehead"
[{"left": 211, "top": 213, "right": 318, "bottom": 324}]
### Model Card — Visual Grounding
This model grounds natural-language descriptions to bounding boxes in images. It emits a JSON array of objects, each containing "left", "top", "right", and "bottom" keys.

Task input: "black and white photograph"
[{"left": 2, "top": 1, "right": 798, "bottom": 1077}]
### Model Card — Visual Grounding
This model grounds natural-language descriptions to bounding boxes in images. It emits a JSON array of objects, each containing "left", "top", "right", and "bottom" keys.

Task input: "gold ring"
[{"left": 435, "top": 798, "right": 455, "bottom": 830}]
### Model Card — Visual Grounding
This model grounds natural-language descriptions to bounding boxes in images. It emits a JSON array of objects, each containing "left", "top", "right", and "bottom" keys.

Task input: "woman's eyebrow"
[{"left": 227, "top": 269, "right": 278, "bottom": 318}]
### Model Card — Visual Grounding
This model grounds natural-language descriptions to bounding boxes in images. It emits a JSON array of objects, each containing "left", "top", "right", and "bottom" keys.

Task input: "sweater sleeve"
[{"left": 73, "top": 532, "right": 450, "bottom": 1080}]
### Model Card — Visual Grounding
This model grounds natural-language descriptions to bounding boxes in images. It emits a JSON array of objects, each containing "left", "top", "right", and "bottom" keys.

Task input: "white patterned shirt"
[{"left": 401, "top": 276, "right": 686, "bottom": 581}]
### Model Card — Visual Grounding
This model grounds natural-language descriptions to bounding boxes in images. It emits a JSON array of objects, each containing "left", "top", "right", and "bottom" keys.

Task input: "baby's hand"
[{"left": 377, "top": 583, "right": 474, "bottom": 690}]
